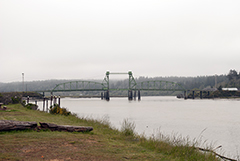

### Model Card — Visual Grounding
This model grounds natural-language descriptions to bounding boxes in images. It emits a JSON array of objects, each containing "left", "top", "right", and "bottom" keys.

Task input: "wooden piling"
[
  {"left": 50, "top": 95, "right": 53, "bottom": 106},
  {"left": 43, "top": 97, "right": 45, "bottom": 112},
  {"left": 54, "top": 96, "right": 56, "bottom": 105},
  {"left": 27, "top": 96, "right": 29, "bottom": 104},
  {"left": 46, "top": 99, "right": 48, "bottom": 112},
  {"left": 200, "top": 91, "right": 203, "bottom": 99},
  {"left": 58, "top": 95, "right": 61, "bottom": 107},
  {"left": 184, "top": 91, "right": 187, "bottom": 99}
]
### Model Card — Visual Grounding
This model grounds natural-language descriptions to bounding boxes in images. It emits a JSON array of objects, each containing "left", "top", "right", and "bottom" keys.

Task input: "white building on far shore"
[{"left": 222, "top": 88, "right": 238, "bottom": 91}]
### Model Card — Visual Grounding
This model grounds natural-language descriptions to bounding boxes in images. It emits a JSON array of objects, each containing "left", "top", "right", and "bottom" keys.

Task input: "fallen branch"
[{"left": 196, "top": 147, "right": 237, "bottom": 161}]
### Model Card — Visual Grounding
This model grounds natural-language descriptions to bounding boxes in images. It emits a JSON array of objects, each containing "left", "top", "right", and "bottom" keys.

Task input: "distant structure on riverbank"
[{"left": 222, "top": 88, "right": 238, "bottom": 91}]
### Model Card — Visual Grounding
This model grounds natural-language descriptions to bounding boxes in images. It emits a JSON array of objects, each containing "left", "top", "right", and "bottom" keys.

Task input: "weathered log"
[
  {"left": 0, "top": 120, "right": 93, "bottom": 133},
  {"left": 39, "top": 122, "right": 93, "bottom": 132},
  {"left": 0, "top": 120, "right": 37, "bottom": 131}
]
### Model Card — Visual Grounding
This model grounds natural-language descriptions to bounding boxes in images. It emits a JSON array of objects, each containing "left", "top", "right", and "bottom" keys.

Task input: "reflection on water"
[{"left": 36, "top": 96, "right": 240, "bottom": 158}]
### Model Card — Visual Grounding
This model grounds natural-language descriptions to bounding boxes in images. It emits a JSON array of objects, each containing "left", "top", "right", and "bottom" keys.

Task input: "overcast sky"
[{"left": 1, "top": 0, "right": 240, "bottom": 82}]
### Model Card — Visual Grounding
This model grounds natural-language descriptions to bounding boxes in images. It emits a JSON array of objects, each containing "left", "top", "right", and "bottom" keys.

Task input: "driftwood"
[
  {"left": 39, "top": 122, "right": 93, "bottom": 132},
  {"left": 196, "top": 147, "right": 237, "bottom": 161},
  {"left": 0, "top": 120, "right": 37, "bottom": 131},
  {"left": 0, "top": 120, "right": 93, "bottom": 133}
]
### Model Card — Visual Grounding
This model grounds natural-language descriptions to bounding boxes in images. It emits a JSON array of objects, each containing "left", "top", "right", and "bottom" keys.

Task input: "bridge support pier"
[
  {"left": 103, "top": 91, "right": 110, "bottom": 101},
  {"left": 105, "top": 90, "right": 110, "bottom": 101},
  {"left": 134, "top": 90, "right": 136, "bottom": 100},
  {"left": 138, "top": 90, "right": 141, "bottom": 101},
  {"left": 128, "top": 90, "right": 133, "bottom": 101}
]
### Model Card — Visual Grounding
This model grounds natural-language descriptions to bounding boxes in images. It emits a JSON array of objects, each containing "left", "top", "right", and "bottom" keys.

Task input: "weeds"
[
  {"left": 139, "top": 129, "right": 219, "bottom": 160},
  {"left": 120, "top": 118, "right": 136, "bottom": 137}
]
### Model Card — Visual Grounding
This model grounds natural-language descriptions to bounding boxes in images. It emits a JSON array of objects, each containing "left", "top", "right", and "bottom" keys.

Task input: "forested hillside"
[{"left": 1, "top": 70, "right": 239, "bottom": 96}]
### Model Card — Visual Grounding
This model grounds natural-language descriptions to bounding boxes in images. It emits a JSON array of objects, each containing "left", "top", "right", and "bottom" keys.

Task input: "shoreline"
[{"left": 0, "top": 103, "right": 222, "bottom": 161}]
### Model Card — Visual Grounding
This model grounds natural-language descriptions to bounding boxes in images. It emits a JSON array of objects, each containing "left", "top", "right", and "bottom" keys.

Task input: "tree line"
[
  {"left": 226, "top": 69, "right": 240, "bottom": 88},
  {"left": 0, "top": 69, "right": 239, "bottom": 96}
]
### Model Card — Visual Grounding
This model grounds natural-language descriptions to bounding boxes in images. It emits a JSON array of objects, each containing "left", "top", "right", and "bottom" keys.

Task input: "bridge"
[{"left": 41, "top": 71, "right": 187, "bottom": 101}]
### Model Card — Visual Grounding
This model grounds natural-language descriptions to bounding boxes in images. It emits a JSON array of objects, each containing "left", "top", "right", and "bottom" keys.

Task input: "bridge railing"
[
  {"left": 50, "top": 80, "right": 186, "bottom": 92},
  {"left": 136, "top": 80, "right": 186, "bottom": 91},
  {"left": 51, "top": 81, "right": 107, "bottom": 92}
]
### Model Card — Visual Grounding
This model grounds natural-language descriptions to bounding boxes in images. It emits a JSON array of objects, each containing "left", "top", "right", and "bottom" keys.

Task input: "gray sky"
[{"left": 1, "top": 0, "right": 240, "bottom": 82}]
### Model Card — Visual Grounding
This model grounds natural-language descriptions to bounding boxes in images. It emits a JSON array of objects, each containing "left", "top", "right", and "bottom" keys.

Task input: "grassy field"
[{"left": 0, "top": 104, "right": 219, "bottom": 161}]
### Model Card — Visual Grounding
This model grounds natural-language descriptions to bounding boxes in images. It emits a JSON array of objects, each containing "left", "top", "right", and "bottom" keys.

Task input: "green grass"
[{"left": 0, "top": 104, "right": 220, "bottom": 161}]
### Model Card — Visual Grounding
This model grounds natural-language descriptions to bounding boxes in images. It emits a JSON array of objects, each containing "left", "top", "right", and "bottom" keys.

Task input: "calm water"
[{"left": 37, "top": 96, "right": 240, "bottom": 158}]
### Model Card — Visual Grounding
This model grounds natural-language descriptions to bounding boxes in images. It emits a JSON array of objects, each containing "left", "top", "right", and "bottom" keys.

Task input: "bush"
[
  {"left": 25, "top": 103, "right": 38, "bottom": 110},
  {"left": 11, "top": 96, "right": 21, "bottom": 104},
  {"left": 49, "top": 104, "right": 71, "bottom": 116}
]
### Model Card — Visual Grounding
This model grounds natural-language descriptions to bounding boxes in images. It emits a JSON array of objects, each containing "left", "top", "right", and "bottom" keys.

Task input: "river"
[{"left": 36, "top": 96, "right": 240, "bottom": 159}]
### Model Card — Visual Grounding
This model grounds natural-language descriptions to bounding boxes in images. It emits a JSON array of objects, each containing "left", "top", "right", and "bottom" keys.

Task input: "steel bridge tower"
[{"left": 102, "top": 71, "right": 137, "bottom": 100}]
